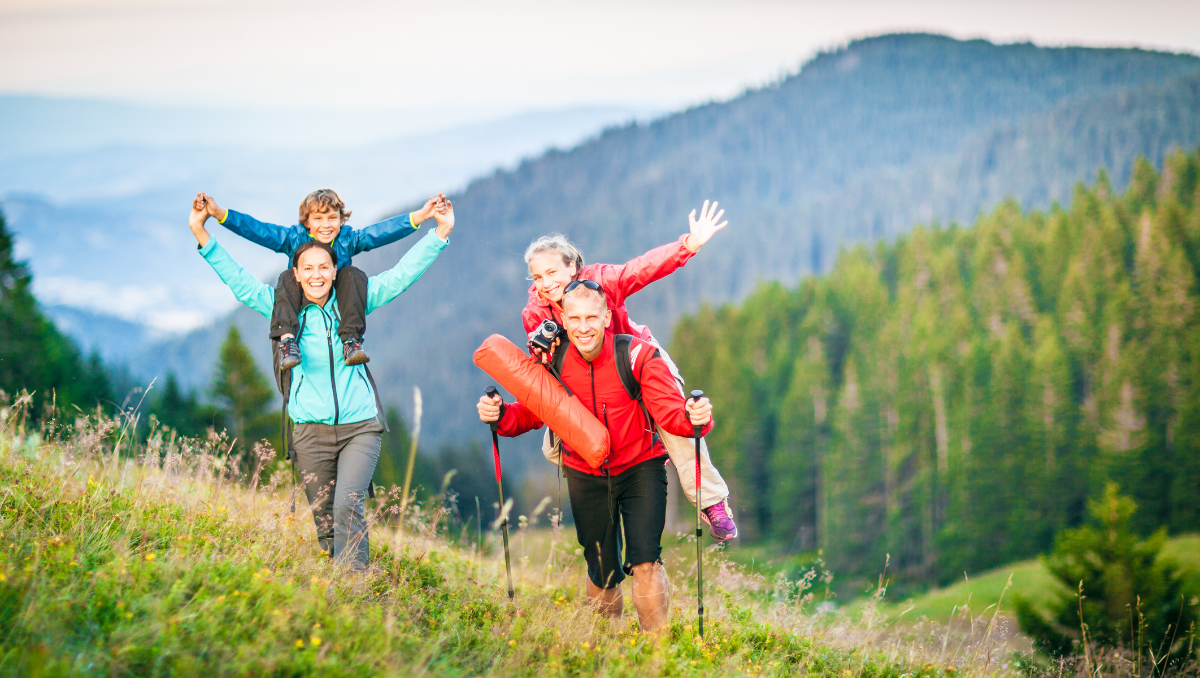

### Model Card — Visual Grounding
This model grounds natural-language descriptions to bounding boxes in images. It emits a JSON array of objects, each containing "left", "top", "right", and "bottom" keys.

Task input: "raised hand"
[
  {"left": 433, "top": 195, "right": 455, "bottom": 239},
  {"left": 200, "top": 192, "right": 225, "bottom": 221},
  {"left": 684, "top": 200, "right": 728, "bottom": 253},
  {"left": 412, "top": 195, "right": 440, "bottom": 225},
  {"left": 189, "top": 198, "right": 211, "bottom": 247}
]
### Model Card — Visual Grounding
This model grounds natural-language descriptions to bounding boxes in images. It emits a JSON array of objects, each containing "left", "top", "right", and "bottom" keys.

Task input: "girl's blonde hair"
[{"left": 524, "top": 234, "right": 584, "bottom": 273}]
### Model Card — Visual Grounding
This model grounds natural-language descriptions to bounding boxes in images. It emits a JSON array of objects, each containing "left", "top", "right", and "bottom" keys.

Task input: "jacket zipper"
[{"left": 318, "top": 307, "right": 340, "bottom": 426}]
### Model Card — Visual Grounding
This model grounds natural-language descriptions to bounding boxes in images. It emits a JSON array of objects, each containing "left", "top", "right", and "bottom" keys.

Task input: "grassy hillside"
[
  {"left": 856, "top": 536, "right": 1200, "bottom": 624},
  {"left": 0, "top": 395, "right": 1031, "bottom": 677}
]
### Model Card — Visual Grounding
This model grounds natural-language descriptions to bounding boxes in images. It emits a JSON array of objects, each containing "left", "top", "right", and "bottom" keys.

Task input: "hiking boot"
[
  {"left": 343, "top": 336, "right": 370, "bottom": 366},
  {"left": 701, "top": 499, "right": 738, "bottom": 541},
  {"left": 279, "top": 336, "right": 302, "bottom": 371}
]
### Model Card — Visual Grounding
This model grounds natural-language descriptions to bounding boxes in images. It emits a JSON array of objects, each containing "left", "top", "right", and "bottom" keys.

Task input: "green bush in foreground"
[
  {"left": 1016, "top": 485, "right": 1198, "bottom": 665},
  {"left": 0, "top": 397, "right": 1021, "bottom": 677}
]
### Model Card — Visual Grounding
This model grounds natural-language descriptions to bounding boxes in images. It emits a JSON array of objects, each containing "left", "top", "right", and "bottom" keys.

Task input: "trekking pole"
[
  {"left": 690, "top": 389, "right": 705, "bottom": 638},
  {"left": 486, "top": 386, "right": 516, "bottom": 601}
]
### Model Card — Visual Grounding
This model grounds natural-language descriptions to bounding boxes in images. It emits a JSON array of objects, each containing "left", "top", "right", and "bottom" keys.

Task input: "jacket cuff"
[
  {"left": 678, "top": 233, "right": 700, "bottom": 255},
  {"left": 198, "top": 237, "right": 219, "bottom": 257}
]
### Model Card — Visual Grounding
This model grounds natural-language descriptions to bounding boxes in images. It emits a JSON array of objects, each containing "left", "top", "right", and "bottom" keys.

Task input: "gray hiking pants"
[{"left": 293, "top": 418, "right": 383, "bottom": 570}]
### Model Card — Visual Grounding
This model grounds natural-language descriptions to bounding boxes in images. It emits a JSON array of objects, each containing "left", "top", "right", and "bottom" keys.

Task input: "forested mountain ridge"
[
  {"left": 671, "top": 147, "right": 1200, "bottom": 588},
  {"left": 146, "top": 34, "right": 1200, "bottom": 448}
]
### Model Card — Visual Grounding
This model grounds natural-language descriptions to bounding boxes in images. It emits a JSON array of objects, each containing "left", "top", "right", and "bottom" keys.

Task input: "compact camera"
[{"left": 529, "top": 319, "right": 566, "bottom": 353}]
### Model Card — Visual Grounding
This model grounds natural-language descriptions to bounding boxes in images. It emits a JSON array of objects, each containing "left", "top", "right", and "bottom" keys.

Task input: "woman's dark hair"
[{"left": 292, "top": 240, "right": 337, "bottom": 269}]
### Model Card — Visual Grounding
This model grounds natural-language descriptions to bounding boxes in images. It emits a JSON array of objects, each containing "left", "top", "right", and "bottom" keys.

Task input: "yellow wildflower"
[{"left": 310, "top": 636, "right": 321, "bottom": 647}]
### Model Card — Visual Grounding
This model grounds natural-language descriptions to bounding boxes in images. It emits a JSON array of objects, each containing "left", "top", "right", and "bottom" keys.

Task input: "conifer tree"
[
  {"left": 0, "top": 208, "right": 111, "bottom": 415},
  {"left": 211, "top": 326, "right": 272, "bottom": 450},
  {"left": 1015, "top": 484, "right": 1196, "bottom": 662}
]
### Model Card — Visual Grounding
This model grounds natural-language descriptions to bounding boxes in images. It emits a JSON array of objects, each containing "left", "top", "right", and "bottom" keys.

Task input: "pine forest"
[{"left": 671, "top": 148, "right": 1200, "bottom": 590}]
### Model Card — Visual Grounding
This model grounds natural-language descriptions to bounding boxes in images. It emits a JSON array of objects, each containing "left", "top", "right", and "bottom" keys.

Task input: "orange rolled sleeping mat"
[{"left": 473, "top": 334, "right": 610, "bottom": 469}]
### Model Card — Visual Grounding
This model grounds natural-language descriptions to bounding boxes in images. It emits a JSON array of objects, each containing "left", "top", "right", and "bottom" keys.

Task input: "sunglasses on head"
[{"left": 564, "top": 279, "right": 602, "bottom": 293}]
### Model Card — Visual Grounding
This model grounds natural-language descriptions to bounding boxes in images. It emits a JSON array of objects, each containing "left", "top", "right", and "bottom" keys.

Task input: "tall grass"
[{"left": 0, "top": 389, "right": 1182, "bottom": 677}]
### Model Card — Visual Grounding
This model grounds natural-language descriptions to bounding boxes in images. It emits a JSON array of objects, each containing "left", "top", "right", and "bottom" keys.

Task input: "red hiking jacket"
[
  {"left": 495, "top": 333, "right": 714, "bottom": 476},
  {"left": 522, "top": 235, "right": 696, "bottom": 342}
]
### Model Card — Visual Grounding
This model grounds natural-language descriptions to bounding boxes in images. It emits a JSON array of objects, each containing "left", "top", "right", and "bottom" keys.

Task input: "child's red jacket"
[{"left": 521, "top": 235, "right": 696, "bottom": 342}]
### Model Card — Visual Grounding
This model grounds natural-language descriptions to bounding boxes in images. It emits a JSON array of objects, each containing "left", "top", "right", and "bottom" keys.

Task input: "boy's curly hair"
[{"left": 298, "top": 189, "right": 352, "bottom": 226}]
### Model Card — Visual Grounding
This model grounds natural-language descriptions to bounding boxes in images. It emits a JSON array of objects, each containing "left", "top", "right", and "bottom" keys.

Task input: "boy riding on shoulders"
[{"left": 195, "top": 189, "right": 443, "bottom": 369}]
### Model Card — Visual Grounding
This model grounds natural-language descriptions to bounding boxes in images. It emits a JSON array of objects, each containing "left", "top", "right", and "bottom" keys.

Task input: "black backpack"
[{"left": 272, "top": 314, "right": 385, "bottom": 511}]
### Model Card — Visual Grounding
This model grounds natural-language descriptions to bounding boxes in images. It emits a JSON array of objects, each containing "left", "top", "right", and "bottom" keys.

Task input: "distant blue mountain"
[{"left": 146, "top": 33, "right": 1200, "bottom": 446}]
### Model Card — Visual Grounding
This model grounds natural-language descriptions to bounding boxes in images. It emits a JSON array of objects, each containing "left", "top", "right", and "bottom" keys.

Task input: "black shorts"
[{"left": 565, "top": 456, "right": 668, "bottom": 589}]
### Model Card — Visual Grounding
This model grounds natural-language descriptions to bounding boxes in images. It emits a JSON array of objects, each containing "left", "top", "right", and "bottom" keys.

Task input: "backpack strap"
[
  {"left": 359, "top": 364, "right": 391, "bottom": 500},
  {"left": 272, "top": 336, "right": 299, "bottom": 513},
  {"left": 547, "top": 338, "right": 573, "bottom": 396},
  {"left": 614, "top": 335, "right": 658, "bottom": 401},
  {"left": 614, "top": 335, "right": 660, "bottom": 444}
]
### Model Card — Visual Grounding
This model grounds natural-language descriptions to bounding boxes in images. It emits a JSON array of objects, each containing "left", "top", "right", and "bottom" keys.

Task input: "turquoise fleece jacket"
[{"left": 199, "top": 229, "right": 448, "bottom": 424}]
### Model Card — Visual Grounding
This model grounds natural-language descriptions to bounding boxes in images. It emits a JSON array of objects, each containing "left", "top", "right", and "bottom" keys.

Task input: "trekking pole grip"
[
  {"left": 689, "top": 389, "right": 704, "bottom": 439},
  {"left": 485, "top": 386, "right": 500, "bottom": 433}
]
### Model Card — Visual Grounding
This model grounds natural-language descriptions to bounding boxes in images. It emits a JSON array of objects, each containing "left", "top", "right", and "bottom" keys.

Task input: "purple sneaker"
[{"left": 701, "top": 499, "right": 738, "bottom": 541}]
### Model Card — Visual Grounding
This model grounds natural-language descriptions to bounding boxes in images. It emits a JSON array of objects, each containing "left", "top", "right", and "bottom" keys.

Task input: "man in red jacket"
[
  {"left": 520, "top": 200, "right": 737, "bottom": 541},
  {"left": 478, "top": 281, "right": 713, "bottom": 634}
]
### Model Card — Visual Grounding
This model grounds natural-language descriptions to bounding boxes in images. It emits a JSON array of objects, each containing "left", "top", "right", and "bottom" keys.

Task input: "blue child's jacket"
[{"left": 219, "top": 209, "right": 420, "bottom": 269}]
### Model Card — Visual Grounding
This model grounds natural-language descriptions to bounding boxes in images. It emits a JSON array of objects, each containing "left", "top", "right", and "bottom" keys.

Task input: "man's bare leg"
[
  {"left": 585, "top": 577, "right": 623, "bottom": 618},
  {"left": 630, "top": 561, "right": 670, "bottom": 633}
]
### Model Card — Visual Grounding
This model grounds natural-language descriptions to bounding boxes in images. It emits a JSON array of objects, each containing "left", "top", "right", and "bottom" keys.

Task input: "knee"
[
  {"left": 630, "top": 561, "right": 661, "bottom": 576},
  {"left": 333, "top": 494, "right": 366, "bottom": 522},
  {"left": 630, "top": 561, "right": 667, "bottom": 583}
]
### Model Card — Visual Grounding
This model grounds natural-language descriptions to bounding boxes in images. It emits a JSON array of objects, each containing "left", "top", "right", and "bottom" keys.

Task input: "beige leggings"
[{"left": 541, "top": 338, "right": 730, "bottom": 509}]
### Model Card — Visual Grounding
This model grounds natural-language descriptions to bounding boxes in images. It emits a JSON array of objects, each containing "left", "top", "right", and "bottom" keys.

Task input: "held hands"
[
  {"left": 195, "top": 192, "right": 225, "bottom": 222},
  {"left": 432, "top": 194, "right": 455, "bottom": 240},
  {"left": 412, "top": 195, "right": 439, "bottom": 225},
  {"left": 685, "top": 397, "right": 713, "bottom": 427},
  {"left": 477, "top": 392, "right": 503, "bottom": 423},
  {"left": 684, "top": 200, "right": 728, "bottom": 253},
  {"left": 188, "top": 195, "right": 211, "bottom": 247}
]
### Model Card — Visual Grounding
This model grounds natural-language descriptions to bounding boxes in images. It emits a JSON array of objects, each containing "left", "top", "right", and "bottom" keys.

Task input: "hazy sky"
[{"left": 3, "top": 0, "right": 1199, "bottom": 120}]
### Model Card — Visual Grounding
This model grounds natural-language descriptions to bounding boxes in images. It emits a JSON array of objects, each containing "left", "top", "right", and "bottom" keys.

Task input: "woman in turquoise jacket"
[{"left": 188, "top": 195, "right": 455, "bottom": 569}]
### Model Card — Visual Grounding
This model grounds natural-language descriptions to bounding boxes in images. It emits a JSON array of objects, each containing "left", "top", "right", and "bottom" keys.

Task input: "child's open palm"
[{"left": 685, "top": 200, "right": 728, "bottom": 252}]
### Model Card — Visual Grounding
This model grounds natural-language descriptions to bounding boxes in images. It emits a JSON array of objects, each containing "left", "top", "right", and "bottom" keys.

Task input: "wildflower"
[
  {"left": 310, "top": 636, "right": 321, "bottom": 647},
  {"left": 125, "top": 613, "right": 133, "bottom": 618},
  {"left": 295, "top": 639, "right": 305, "bottom": 648},
  {"left": 0, "top": 573, "right": 6, "bottom": 583},
  {"left": 87, "top": 476, "right": 98, "bottom": 489},
  {"left": 144, "top": 553, "right": 156, "bottom": 561},
  {"left": 509, "top": 640, "right": 517, "bottom": 647}
]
